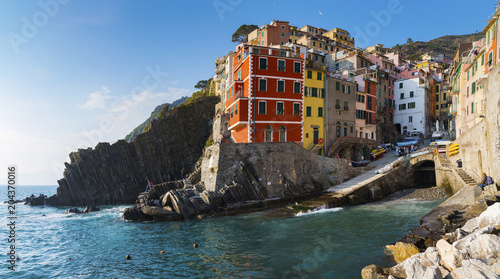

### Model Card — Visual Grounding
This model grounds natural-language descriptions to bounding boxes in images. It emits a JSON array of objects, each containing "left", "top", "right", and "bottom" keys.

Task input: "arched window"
[
  {"left": 265, "top": 126, "right": 272, "bottom": 142},
  {"left": 279, "top": 126, "right": 286, "bottom": 142},
  {"left": 336, "top": 121, "right": 341, "bottom": 138}
]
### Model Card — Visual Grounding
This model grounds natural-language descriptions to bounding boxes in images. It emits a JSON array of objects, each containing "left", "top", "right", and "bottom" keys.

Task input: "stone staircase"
[
  {"left": 183, "top": 179, "right": 193, "bottom": 189},
  {"left": 457, "top": 169, "right": 478, "bottom": 186},
  {"left": 439, "top": 154, "right": 452, "bottom": 168}
]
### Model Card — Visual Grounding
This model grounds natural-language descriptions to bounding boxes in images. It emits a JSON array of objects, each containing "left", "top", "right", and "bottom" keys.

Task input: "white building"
[{"left": 394, "top": 71, "right": 432, "bottom": 137}]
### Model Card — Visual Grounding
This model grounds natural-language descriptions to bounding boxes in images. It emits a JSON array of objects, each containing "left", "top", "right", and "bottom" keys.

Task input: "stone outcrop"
[
  {"left": 43, "top": 96, "right": 219, "bottom": 206},
  {"left": 124, "top": 143, "right": 355, "bottom": 221},
  {"left": 364, "top": 202, "right": 500, "bottom": 278},
  {"left": 24, "top": 194, "right": 47, "bottom": 206}
]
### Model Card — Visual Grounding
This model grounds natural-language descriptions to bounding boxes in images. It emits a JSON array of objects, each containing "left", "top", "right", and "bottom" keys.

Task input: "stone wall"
[{"left": 200, "top": 142, "right": 355, "bottom": 193}]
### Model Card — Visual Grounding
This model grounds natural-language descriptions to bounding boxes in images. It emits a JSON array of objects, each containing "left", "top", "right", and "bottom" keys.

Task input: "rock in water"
[
  {"left": 386, "top": 242, "right": 420, "bottom": 264},
  {"left": 83, "top": 205, "right": 100, "bottom": 213},
  {"left": 65, "top": 207, "right": 81, "bottom": 214}
]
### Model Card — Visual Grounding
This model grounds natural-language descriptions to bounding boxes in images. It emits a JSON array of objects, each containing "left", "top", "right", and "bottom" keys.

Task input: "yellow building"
[
  {"left": 303, "top": 58, "right": 326, "bottom": 155},
  {"left": 324, "top": 28, "right": 354, "bottom": 48}
]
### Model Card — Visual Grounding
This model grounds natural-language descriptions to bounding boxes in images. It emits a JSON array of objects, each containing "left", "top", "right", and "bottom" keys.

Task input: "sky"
[{"left": 0, "top": 0, "right": 497, "bottom": 185}]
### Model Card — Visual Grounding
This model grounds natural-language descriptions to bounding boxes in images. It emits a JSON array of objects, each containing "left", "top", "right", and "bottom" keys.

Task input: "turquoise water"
[{"left": 1, "top": 186, "right": 443, "bottom": 278}]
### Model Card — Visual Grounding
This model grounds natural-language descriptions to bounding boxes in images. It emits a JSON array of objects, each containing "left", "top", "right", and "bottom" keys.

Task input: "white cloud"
[{"left": 78, "top": 86, "right": 113, "bottom": 110}]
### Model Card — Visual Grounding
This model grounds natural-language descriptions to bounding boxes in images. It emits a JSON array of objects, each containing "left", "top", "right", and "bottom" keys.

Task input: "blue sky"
[{"left": 0, "top": 0, "right": 497, "bottom": 185}]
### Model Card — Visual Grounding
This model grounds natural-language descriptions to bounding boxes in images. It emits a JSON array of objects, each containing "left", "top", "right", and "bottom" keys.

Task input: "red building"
[{"left": 225, "top": 45, "right": 305, "bottom": 143}]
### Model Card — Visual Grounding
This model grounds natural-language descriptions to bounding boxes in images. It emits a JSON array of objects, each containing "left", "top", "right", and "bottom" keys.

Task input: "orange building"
[{"left": 225, "top": 45, "right": 305, "bottom": 143}]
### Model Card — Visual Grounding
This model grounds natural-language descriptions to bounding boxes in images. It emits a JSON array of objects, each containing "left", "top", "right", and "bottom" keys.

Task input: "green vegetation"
[
  {"left": 232, "top": 24, "right": 258, "bottom": 43},
  {"left": 390, "top": 32, "right": 485, "bottom": 61},
  {"left": 124, "top": 96, "right": 188, "bottom": 142}
]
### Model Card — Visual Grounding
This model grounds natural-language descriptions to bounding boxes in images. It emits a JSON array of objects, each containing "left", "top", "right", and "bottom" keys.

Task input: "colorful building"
[
  {"left": 225, "top": 44, "right": 305, "bottom": 143},
  {"left": 248, "top": 20, "right": 290, "bottom": 47},
  {"left": 324, "top": 28, "right": 355, "bottom": 49},
  {"left": 325, "top": 76, "right": 357, "bottom": 150},
  {"left": 303, "top": 50, "right": 326, "bottom": 154}
]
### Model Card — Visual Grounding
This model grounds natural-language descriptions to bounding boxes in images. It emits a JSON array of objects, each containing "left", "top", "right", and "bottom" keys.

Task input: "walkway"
[{"left": 327, "top": 150, "right": 400, "bottom": 194}]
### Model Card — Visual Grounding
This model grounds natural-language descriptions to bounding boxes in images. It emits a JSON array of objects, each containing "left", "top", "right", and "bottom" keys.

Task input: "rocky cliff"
[{"left": 46, "top": 96, "right": 220, "bottom": 206}]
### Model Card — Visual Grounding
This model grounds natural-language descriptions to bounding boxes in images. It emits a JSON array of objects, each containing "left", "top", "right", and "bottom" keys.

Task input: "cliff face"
[{"left": 47, "top": 96, "right": 220, "bottom": 206}]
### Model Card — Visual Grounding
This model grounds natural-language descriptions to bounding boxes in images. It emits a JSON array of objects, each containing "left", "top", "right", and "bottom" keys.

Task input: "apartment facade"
[
  {"left": 325, "top": 76, "right": 356, "bottom": 150},
  {"left": 225, "top": 45, "right": 304, "bottom": 143}
]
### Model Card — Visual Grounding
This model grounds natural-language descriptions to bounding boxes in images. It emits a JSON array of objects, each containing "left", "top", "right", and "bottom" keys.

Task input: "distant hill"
[
  {"left": 124, "top": 96, "right": 189, "bottom": 142},
  {"left": 390, "top": 32, "right": 485, "bottom": 62}
]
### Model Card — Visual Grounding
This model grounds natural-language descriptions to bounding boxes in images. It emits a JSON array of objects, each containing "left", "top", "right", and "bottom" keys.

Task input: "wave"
[{"left": 295, "top": 207, "right": 343, "bottom": 217}]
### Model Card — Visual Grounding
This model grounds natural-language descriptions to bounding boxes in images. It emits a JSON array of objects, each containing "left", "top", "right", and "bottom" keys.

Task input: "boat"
[
  {"left": 351, "top": 160, "right": 370, "bottom": 167},
  {"left": 371, "top": 148, "right": 386, "bottom": 160},
  {"left": 396, "top": 137, "right": 420, "bottom": 147}
]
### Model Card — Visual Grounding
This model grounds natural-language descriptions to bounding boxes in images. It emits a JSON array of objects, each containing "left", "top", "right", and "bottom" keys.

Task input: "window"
[
  {"left": 467, "top": 86, "right": 469, "bottom": 97},
  {"left": 320, "top": 88, "right": 325, "bottom": 98},
  {"left": 399, "top": 83, "right": 403, "bottom": 89},
  {"left": 409, "top": 116, "right": 413, "bottom": 122},
  {"left": 347, "top": 86, "right": 351, "bottom": 94},
  {"left": 253, "top": 48, "right": 260, "bottom": 54},
  {"left": 258, "top": 101, "right": 266, "bottom": 114},
  {"left": 281, "top": 25, "right": 285, "bottom": 29},
  {"left": 276, "top": 102, "right": 284, "bottom": 115},
  {"left": 367, "top": 97, "right": 372, "bottom": 110},
  {"left": 443, "top": 92, "right": 446, "bottom": 101},
  {"left": 237, "top": 69, "right": 242, "bottom": 80},
  {"left": 436, "top": 94, "right": 439, "bottom": 102},
  {"left": 342, "top": 84, "right": 345, "bottom": 93},
  {"left": 307, "top": 71, "right": 312, "bottom": 79},
  {"left": 278, "top": 60, "right": 286, "bottom": 71},
  {"left": 277, "top": 80, "right": 285, "bottom": 92},
  {"left": 259, "top": 58, "right": 267, "bottom": 70},
  {"left": 313, "top": 106, "right": 321, "bottom": 117},
  {"left": 471, "top": 102, "right": 474, "bottom": 114},
  {"left": 230, "top": 107, "right": 233, "bottom": 118},
  {"left": 344, "top": 127, "right": 348, "bottom": 137},
  {"left": 335, "top": 99, "right": 341, "bottom": 109},
  {"left": 306, "top": 106, "right": 312, "bottom": 117},
  {"left": 265, "top": 126, "right": 272, "bottom": 142},
  {"left": 436, "top": 105, "right": 439, "bottom": 110},
  {"left": 294, "top": 62, "right": 301, "bottom": 73},
  {"left": 279, "top": 126, "right": 286, "bottom": 142},
  {"left": 280, "top": 51, "right": 286, "bottom": 57},
  {"left": 294, "top": 82, "right": 301, "bottom": 94},
  {"left": 371, "top": 132, "right": 374, "bottom": 139},
  {"left": 482, "top": 55, "right": 485, "bottom": 65},
  {"left": 399, "top": 104, "right": 406, "bottom": 110},
  {"left": 410, "top": 91, "right": 414, "bottom": 98},
  {"left": 344, "top": 101, "right": 349, "bottom": 111},
  {"left": 259, "top": 79, "right": 267, "bottom": 91},
  {"left": 336, "top": 81, "right": 340, "bottom": 91},
  {"left": 472, "top": 82, "right": 476, "bottom": 94},
  {"left": 312, "top": 41, "right": 316, "bottom": 47},
  {"left": 317, "top": 72, "right": 322, "bottom": 80},
  {"left": 319, "top": 42, "right": 323, "bottom": 48},
  {"left": 309, "top": 87, "right": 317, "bottom": 97},
  {"left": 234, "top": 103, "right": 238, "bottom": 116},
  {"left": 441, "top": 104, "right": 447, "bottom": 109},
  {"left": 293, "top": 103, "right": 300, "bottom": 115},
  {"left": 281, "top": 32, "right": 285, "bottom": 38},
  {"left": 408, "top": 102, "right": 415, "bottom": 109}
]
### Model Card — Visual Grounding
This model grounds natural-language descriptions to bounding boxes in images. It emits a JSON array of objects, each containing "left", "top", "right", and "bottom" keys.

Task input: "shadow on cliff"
[{"left": 46, "top": 96, "right": 220, "bottom": 206}]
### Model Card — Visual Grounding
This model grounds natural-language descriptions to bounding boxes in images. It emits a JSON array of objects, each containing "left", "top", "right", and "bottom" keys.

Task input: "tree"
[
  {"left": 194, "top": 80, "right": 209, "bottom": 90},
  {"left": 232, "top": 24, "right": 258, "bottom": 43},
  {"left": 407, "top": 38, "right": 413, "bottom": 44}
]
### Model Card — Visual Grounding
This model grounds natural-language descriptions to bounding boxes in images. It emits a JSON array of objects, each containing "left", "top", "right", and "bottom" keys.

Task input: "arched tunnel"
[{"left": 410, "top": 160, "right": 436, "bottom": 187}]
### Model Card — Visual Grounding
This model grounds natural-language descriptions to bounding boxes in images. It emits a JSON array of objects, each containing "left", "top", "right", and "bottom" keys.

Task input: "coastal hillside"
[
  {"left": 124, "top": 96, "right": 188, "bottom": 142},
  {"left": 391, "top": 32, "right": 485, "bottom": 61},
  {"left": 47, "top": 96, "right": 220, "bottom": 206}
]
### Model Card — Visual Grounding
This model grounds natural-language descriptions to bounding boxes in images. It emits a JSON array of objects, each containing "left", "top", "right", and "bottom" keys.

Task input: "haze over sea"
[{"left": 1, "top": 185, "right": 442, "bottom": 278}]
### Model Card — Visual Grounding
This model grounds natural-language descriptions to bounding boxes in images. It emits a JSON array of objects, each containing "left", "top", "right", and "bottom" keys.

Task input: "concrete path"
[{"left": 327, "top": 150, "right": 401, "bottom": 193}]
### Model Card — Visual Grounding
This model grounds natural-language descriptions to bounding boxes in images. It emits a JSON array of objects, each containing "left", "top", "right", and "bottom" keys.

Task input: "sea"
[{"left": 1, "top": 185, "right": 443, "bottom": 278}]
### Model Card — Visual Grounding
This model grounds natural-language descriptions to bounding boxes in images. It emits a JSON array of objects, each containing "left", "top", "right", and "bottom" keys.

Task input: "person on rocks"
[
  {"left": 476, "top": 173, "right": 492, "bottom": 194},
  {"left": 146, "top": 179, "right": 153, "bottom": 192}
]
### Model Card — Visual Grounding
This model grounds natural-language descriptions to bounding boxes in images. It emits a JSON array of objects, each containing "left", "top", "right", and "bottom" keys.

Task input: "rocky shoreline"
[{"left": 362, "top": 183, "right": 500, "bottom": 278}]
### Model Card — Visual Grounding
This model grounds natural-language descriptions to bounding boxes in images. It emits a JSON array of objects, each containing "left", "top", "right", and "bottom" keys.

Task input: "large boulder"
[
  {"left": 361, "top": 264, "right": 383, "bottom": 279},
  {"left": 462, "top": 217, "right": 479, "bottom": 233},
  {"left": 386, "top": 242, "right": 420, "bottom": 264},
  {"left": 468, "top": 234, "right": 500, "bottom": 260},
  {"left": 453, "top": 226, "right": 494, "bottom": 252},
  {"left": 436, "top": 239, "right": 463, "bottom": 271},
  {"left": 461, "top": 259, "right": 499, "bottom": 278},
  {"left": 478, "top": 202, "right": 500, "bottom": 229},
  {"left": 388, "top": 247, "right": 441, "bottom": 278},
  {"left": 421, "top": 266, "right": 442, "bottom": 279},
  {"left": 450, "top": 267, "right": 490, "bottom": 278}
]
